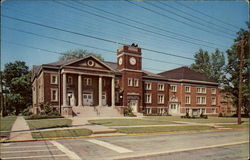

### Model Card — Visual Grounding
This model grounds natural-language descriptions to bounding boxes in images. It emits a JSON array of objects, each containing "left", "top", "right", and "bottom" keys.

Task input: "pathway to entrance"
[{"left": 10, "top": 116, "right": 33, "bottom": 140}]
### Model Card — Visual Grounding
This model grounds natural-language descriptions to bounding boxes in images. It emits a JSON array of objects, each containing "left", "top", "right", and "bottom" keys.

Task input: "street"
[{"left": 1, "top": 129, "right": 249, "bottom": 160}]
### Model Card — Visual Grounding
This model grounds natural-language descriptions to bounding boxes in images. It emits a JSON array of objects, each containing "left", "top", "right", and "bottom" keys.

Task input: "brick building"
[{"left": 32, "top": 45, "right": 219, "bottom": 117}]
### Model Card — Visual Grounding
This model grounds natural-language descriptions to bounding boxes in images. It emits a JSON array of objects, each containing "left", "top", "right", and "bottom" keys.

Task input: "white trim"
[
  {"left": 185, "top": 95, "right": 191, "bottom": 104},
  {"left": 119, "top": 68, "right": 143, "bottom": 72},
  {"left": 145, "top": 93, "right": 152, "bottom": 104},
  {"left": 51, "top": 88, "right": 58, "bottom": 102},
  {"left": 117, "top": 52, "right": 141, "bottom": 58},
  {"left": 170, "top": 85, "right": 177, "bottom": 92},
  {"left": 168, "top": 79, "right": 218, "bottom": 85},
  {"left": 61, "top": 69, "right": 115, "bottom": 77},
  {"left": 50, "top": 74, "right": 58, "bottom": 84},
  {"left": 63, "top": 55, "right": 116, "bottom": 72}
]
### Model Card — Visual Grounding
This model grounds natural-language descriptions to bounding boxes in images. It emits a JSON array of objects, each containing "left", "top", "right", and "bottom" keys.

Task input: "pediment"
[{"left": 63, "top": 56, "right": 114, "bottom": 72}]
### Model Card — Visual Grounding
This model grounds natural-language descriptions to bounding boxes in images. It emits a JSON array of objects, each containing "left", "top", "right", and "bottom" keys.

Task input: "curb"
[{"left": 0, "top": 128, "right": 247, "bottom": 143}]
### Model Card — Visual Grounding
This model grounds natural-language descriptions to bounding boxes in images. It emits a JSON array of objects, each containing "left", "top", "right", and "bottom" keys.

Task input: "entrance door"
[
  {"left": 102, "top": 92, "right": 107, "bottom": 106},
  {"left": 129, "top": 100, "right": 138, "bottom": 113},
  {"left": 83, "top": 93, "right": 93, "bottom": 106},
  {"left": 67, "top": 92, "right": 75, "bottom": 106},
  {"left": 169, "top": 103, "right": 179, "bottom": 115}
]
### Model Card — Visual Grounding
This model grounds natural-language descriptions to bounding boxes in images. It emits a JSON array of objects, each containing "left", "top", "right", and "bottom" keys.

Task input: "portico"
[{"left": 62, "top": 72, "right": 115, "bottom": 108}]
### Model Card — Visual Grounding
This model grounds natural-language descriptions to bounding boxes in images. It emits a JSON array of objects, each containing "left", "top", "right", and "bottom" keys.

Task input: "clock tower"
[{"left": 117, "top": 44, "right": 143, "bottom": 113}]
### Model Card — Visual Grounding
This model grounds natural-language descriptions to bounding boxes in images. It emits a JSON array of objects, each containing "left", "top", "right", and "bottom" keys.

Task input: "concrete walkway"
[{"left": 10, "top": 116, "right": 33, "bottom": 140}]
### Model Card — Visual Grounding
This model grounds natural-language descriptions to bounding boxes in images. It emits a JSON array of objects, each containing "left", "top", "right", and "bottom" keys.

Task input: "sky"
[{"left": 1, "top": 0, "right": 249, "bottom": 73}]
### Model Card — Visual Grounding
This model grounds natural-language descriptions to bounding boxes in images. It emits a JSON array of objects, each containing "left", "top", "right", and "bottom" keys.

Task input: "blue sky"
[{"left": 1, "top": 0, "right": 248, "bottom": 73}]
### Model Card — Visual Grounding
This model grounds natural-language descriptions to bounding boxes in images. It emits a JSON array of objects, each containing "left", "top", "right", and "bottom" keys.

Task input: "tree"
[
  {"left": 2, "top": 61, "right": 32, "bottom": 115},
  {"left": 59, "top": 49, "right": 104, "bottom": 61},
  {"left": 224, "top": 22, "right": 249, "bottom": 116},
  {"left": 191, "top": 49, "right": 225, "bottom": 83}
]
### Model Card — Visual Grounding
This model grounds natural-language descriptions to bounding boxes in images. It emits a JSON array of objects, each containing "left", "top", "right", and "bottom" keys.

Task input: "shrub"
[
  {"left": 25, "top": 114, "right": 63, "bottom": 120},
  {"left": 124, "top": 106, "right": 136, "bottom": 117}
]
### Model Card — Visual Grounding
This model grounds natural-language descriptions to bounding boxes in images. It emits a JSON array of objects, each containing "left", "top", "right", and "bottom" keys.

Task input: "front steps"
[{"left": 72, "top": 106, "right": 124, "bottom": 117}]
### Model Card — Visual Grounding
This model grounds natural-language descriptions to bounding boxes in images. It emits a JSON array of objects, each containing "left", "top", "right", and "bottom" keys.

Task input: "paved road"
[{"left": 1, "top": 129, "right": 249, "bottom": 160}]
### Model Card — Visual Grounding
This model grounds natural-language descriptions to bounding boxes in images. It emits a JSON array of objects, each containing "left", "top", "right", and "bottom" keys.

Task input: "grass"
[
  {"left": 145, "top": 116, "right": 249, "bottom": 123},
  {"left": 32, "top": 128, "right": 92, "bottom": 139},
  {"left": 89, "top": 119, "right": 177, "bottom": 126},
  {"left": 115, "top": 125, "right": 215, "bottom": 134},
  {"left": 27, "top": 118, "right": 72, "bottom": 130},
  {"left": 219, "top": 123, "right": 249, "bottom": 129},
  {"left": 0, "top": 116, "right": 17, "bottom": 139}
]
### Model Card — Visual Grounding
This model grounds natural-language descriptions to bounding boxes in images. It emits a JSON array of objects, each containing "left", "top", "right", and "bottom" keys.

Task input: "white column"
[
  {"left": 78, "top": 75, "right": 82, "bottom": 106},
  {"left": 62, "top": 73, "right": 67, "bottom": 107},
  {"left": 98, "top": 76, "right": 102, "bottom": 106},
  {"left": 111, "top": 77, "right": 115, "bottom": 107}
]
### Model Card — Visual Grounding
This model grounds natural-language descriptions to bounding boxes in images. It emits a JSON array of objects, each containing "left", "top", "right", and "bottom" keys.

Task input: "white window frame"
[
  {"left": 158, "top": 83, "right": 164, "bottom": 91},
  {"left": 51, "top": 88, "right": 58, "bottom": 102},
  {"left": 115, "top": 79, "right": 119, "bottom": 88},
  {"left": 50, "top": 74, "right": 58, "bottom": 84},
  {"left": 128, "top": 78, "right": 133, "bottom": 87},
  {"left": 185, "top": 86, "right": 191, "bottom": 93},
  {"left": 157, "top": 94, "right": 164, "bottom": 104},
  {"left": 211, "top": 97, "right": 216, "bottom": 105},
  {"left": 133, "top": 78, "right": 139, "bottom": 87},
  {"left": 145, "top": 93, "right": 152, "bottom": 104},
  {"left": 196, "top": 87, "right": 206, "bottom": 93},
  {"left": 211, "top": 88, "right": 216, "bottom": 94},
  {"left": 145, "top": 82, "right": 152, "bottom": 90},
  {"left": 84, "top": 78, "right": 92, "bottom": 86},
  {"left": 67, "top": 76, "right": 73, "bottom": 85},
  {"left": 185, "top": 95, "right": 191, "bottom": 104},
  {"left": 196, "top": 96, "right": 206, "bottom": 105},
  {"left": 146, "top": 108, "right": 152, "bottom": 114},
  {"left": 170, "top": 85, "right": 177, "bottom": 92},
  {"left": 115, "top": 92, "right": 119, "bottom": 103}
]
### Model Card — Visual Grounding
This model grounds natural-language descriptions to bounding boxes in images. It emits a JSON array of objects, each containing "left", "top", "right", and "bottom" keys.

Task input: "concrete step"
[{"left": 72, "top": 106, "right": 123, "bottom": 117}]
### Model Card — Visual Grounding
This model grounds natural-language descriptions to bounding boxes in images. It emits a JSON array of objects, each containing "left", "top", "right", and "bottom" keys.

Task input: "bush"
[
  {"left": 124, "top": 106, "right": 136, "bottom": 117},
  {"left": 21, "top": 107, "right": 33, "bottom": 116},
  {"left": 39, "top": 103, "right": 60, "bottom": 116},
  {"left": 25, "top": 114, "right": 63, "bottom": 120}
]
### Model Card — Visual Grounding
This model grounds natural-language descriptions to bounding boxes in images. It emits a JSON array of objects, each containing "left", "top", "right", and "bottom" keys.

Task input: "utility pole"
[{"left": 237, "top": 34, "right": 247, "bottom": 125}]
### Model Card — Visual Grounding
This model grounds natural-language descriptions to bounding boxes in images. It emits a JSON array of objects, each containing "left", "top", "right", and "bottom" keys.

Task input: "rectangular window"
[
  {"left": 196, "top": 87, "right": 206, "bottom": 93},
  {"left": 128, "top": 78, "right": 133, "bottom": 86},
  {"left": 115, "top": 79, "right": 119, "bottom": 88},
  {"left": 212, "top": 108, "right": 216, "bottom": 113},
  {"left": 115, "top": 92, "right": 119, "bottom": 103},
  {"left": 145, "top": 94, "right": 152, "bottom": 103},
  {"left": 185, "top": 95, "right": 191, "bottom": 104},
  {"left": 170, "top": 85, "right": 177, "bottom": 92},
  {"left": 102, "top": 79, "right": 106, "bottom": 87},
  {"left": 67, "top": 76, "right": 73, "bottom": 84},
  {"left": 84, "top": 78, "right": 92, "bottom": 86},
  {"left": 146, "top": 108, "right": 152, "bottom": 114},
  {"left": 133, "top": 79, "right": 139, "bottom": 87},
  {"left": 144, "top": 82, "right": 152, "bottom": 90},
  {"left": 51, "top": 88, "right": 58, "bottom": 101},
  {"left": 51, "top": 74, "right": 58, "bottom": 84},
  {"left": 196, "top": 96, "right": 206, "bottom": 105},
  {"left": 158, "top": 83, "right": 164, "bottom": 91},
  {"left": 211, "top": 88, "right": 216, "bottom": 94},
  {"left": 185, "top": 86, "right": 191, "bottom": 92},
  {"left": 157, "top": 94, "right": 164, "bottom": 104},
  {"left": 211, "top": 97, "right": 216, "bottom": 105},
  {"left": 157, "top": 108, "right": 165, "bottom": 114}
]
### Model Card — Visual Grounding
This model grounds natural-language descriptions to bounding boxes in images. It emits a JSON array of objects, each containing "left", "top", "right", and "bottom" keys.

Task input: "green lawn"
[
  {"left": 27, "top": 119, "right": 72, "bottom": 130},
  {"left": 145, "top": 116, "right": 249, "bottom": 123},
  {"left": 0, "top": 116, "right": 17, "bottom": 139},
  {"left": 89, "top": 119, "right": 177, "bottom": 126},
  {"left": 219, "top": 123, "right": 249, "bottom": 129},
  {"left": 32, "top": 128, "right": 92, "bottom": 139},
  {"left": 115, "top": 125, "right": 215, "bottom": 134}
]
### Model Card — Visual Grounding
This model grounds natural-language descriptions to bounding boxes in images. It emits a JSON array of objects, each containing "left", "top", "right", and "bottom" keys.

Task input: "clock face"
[
  {"left": 129, "top": 57, "right": 136, "bottom": 65},
  {"left": 118, "top": 57, "right": 123, "bottom": 65}
]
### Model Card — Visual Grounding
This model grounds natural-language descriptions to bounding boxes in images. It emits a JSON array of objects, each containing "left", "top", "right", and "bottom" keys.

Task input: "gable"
[{"left": 64, "top": 56, "right": 114, "bottom": 71}]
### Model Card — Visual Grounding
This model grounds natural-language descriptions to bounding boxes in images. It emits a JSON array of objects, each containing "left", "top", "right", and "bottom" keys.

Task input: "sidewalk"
[{"left": 9, "top": 116, "right": 33, "bottom": 140}]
